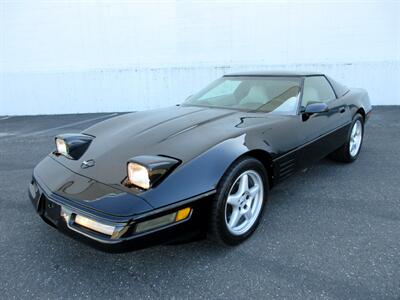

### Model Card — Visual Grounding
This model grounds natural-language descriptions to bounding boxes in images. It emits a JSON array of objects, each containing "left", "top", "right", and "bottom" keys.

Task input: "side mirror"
[
  {"left": 302, "top": 102, "right": 328, "bottom": 121},
  {"left": 304, "top": 102, "right": 328, "bottom": 114}
]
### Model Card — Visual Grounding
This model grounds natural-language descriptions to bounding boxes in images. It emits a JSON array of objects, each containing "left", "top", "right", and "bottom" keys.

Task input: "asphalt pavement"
[{"left": 0, "top": 107, "right": 399, "bottom": 299}]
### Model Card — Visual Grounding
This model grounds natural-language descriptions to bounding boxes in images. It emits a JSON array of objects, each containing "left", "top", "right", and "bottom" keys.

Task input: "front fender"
[{"left": 141, "top": 134, "right": 271, "bottom": 209}]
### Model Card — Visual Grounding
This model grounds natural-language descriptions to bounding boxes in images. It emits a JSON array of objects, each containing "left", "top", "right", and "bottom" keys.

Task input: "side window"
[{"left": 301, "top": 76, "right": 336, "bottom": 109}]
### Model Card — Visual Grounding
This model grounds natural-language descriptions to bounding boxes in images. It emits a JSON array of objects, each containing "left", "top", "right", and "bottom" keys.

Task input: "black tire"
[
  {"left": 330, "top": 113, "right": 364, "bottom": 163},
  {"left": 208, "top": 157, "right": 268, "bottom": 245}
]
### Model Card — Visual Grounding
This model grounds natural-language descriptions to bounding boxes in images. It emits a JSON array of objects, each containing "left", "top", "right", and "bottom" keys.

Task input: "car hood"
[{"left": 53, "top": 105, "right": 285, "bottom": 187}]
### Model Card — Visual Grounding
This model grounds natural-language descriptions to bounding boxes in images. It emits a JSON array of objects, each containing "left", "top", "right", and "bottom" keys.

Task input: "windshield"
[{"left": 184, "top": 76, "right": 302, "bottom": 114}]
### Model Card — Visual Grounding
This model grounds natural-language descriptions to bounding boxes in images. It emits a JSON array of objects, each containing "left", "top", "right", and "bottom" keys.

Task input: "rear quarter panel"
[{"left": 343, "top": 88, "right": 372, "bottom": 119}]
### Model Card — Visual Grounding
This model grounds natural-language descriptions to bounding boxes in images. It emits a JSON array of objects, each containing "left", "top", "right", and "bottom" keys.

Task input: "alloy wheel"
[
  {"left": 224, "top": 170, "right": 264, "bottom": 235},
  {"left": 349, "top": 120, "right": 363, "bottom": 157}
]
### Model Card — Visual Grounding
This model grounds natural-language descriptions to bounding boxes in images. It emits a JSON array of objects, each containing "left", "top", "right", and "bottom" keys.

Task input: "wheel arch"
[
  {"left": 238, "top": 149, "right": 275, "bottom": 189},
  {"left": 216, "top": 149, "right": 275, "bottom": 192},
  {"left": 356, "top": 107, "right": 366, "bottom": 120}
]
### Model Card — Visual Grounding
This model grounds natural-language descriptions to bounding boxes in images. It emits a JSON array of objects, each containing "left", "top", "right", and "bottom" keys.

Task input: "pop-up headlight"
[
  {"left": 126, "top": 155, "right": 180, "bottom": 190},
  {"left": 54, "top": 133, "right": 94, "bottom": 160}
]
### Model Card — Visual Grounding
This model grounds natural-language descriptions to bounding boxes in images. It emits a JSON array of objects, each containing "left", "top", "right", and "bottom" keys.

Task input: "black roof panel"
[{"left": 224, "top": 70, "right": 324, "bottom": 77}]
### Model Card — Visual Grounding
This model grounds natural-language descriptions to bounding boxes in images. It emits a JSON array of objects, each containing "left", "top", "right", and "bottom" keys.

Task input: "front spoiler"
[{"left": 29, "top": 175, "right": 214, "bottom": 252}]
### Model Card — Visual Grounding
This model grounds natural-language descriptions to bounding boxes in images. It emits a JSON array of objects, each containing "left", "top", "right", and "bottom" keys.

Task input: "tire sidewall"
[{"left": 213, "top": 157, "right": 268, "bottom": 245}]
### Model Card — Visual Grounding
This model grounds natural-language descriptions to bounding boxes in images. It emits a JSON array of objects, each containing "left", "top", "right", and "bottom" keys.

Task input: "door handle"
[{"left": 339, "top": 107, "right": 346, "bottom": 113}]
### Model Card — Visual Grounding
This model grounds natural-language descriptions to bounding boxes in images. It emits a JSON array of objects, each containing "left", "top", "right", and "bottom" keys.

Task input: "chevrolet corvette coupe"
[{"left": 29, "top": 71, "right": 371, "bottom": 251}]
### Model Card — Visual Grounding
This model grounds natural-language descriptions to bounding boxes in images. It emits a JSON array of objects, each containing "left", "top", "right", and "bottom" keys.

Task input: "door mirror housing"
[
  {"left": 302, "top": 102, "right": 329, "bottom": 121},
  {"left": 304, "top": 102, "right": 329, "bottom": 114}
]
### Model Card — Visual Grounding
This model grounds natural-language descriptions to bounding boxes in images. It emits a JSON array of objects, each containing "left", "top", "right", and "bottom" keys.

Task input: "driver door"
[{"left": 298, "top": 76, "right": 351, "bottom": 168}]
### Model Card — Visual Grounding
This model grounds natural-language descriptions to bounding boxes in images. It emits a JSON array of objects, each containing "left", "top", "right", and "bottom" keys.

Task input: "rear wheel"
[
  {"left": 209, "top": 157, "right": 268, "bottom": 245},
  {"left": 330, "top": 113, "right": 364, "bottom": 162}
]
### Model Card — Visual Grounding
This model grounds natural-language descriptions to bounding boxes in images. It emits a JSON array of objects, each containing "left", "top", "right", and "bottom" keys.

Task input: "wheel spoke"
[
  {"left": 244, "top": 209, "right": 253, "bottom": 221},
  {"left": 237, "top": 174, "right": 249, "bottom": 194},
  {"left": 351, "top": 128, "right": 356, "bottom": 138},
  {"left": 249, "top": 185, "right": 259, "bottom": 198},
  {"left": 229, "top": 208, "right": 240, "bottom": 227},
  {"left": 227, "top": 193, "right": 241, "bottom": 206}
]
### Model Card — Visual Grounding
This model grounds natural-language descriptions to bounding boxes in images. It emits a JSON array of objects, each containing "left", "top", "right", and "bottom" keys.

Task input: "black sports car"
[{"left": 29, "top": 71, "right": 372, "bottom": 251}]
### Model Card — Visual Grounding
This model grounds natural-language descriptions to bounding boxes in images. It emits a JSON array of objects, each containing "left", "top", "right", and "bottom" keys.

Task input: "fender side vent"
[{"left": 278, "top": 157, "right": 296, "bottom": 180}]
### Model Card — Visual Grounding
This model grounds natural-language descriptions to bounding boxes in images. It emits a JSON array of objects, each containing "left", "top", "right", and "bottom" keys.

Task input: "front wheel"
[
  {"left": 208, "top": 157, "right": 268, "bottom": 245},
  {"left": 330, "top": 113, "right": 364, "bottom": 162}
]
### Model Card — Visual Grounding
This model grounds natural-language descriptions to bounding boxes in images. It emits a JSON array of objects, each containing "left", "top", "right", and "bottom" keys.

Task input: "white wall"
[{"left": 1, "top": 0, "right": 399, "bottom": 115}]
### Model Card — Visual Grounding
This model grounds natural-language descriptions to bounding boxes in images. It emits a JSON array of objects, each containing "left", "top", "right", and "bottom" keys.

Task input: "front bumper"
[{"left": 29, "top": 175, "right": 214, "bottom": 252}]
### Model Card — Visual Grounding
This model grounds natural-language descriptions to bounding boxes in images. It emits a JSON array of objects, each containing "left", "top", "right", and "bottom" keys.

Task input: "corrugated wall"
[{"left": 1, "top": 1, "right": 399, "bottom": 115}]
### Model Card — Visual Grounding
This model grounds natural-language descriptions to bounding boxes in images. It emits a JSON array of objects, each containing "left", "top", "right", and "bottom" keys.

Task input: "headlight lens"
[
  {"left": 127, "top": 163, "right": 150, "bottom": 190},
  {"left": 55, "top": 138, "right": 69, "bottom": 157}
]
